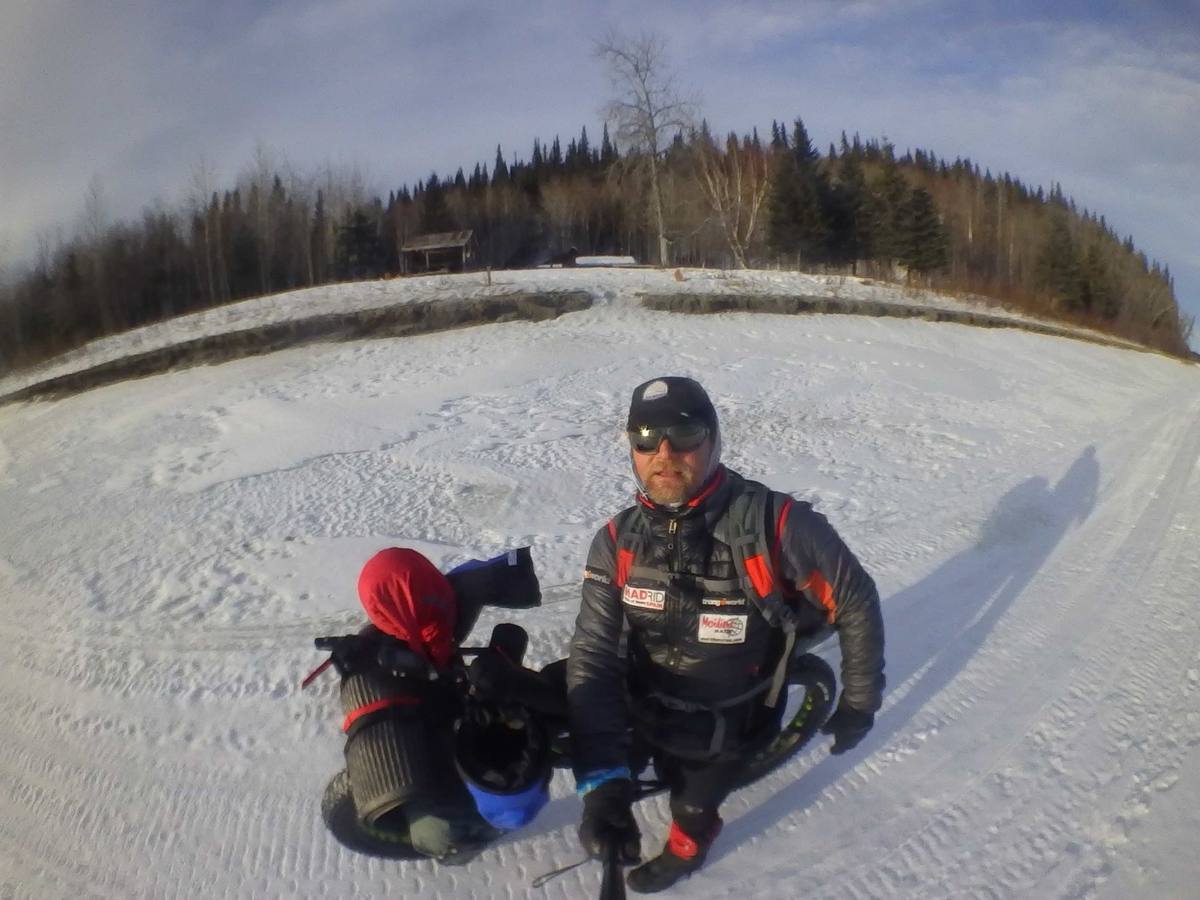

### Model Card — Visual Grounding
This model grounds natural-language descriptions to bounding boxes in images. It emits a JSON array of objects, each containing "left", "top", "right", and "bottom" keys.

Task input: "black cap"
[{"left": 626, "top": 377, "right": 718, "bottom": 432}]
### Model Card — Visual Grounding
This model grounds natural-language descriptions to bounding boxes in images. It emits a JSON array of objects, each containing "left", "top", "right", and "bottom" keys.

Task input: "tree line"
[{"left": 0, "top": 117, "right": 1190, "bottom": 372}]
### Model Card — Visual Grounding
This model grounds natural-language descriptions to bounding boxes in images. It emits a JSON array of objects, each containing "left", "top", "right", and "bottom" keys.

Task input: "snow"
[
  {"left": 574, "top": 256, "right": 639, "bottom": 266},
  {"left": 1, "top": 270, "right": 1198, "bottom": 898},
  {"left": 0, "top": 268, "right": 1072, "bottom": 400}
]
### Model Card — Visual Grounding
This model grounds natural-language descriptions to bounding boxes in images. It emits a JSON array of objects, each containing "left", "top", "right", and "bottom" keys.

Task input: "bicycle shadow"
[{"left": 713, "top": 445, "right": 1100, "bottom": 861}]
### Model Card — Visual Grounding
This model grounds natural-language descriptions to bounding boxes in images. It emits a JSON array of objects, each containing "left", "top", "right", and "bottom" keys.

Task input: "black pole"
[{"left": 599, "top": 840, "right": 626, "bottom": 900}]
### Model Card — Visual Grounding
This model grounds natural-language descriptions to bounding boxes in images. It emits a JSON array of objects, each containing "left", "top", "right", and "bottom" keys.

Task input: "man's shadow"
[{"left": 712, "top": 445, "right": 1100, "bottom": 859}]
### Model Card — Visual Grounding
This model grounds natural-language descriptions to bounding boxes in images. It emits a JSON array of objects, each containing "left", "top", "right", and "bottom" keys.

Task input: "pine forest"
[{"left": 1, "top": 116, "right": 1190, "bottom": 370}]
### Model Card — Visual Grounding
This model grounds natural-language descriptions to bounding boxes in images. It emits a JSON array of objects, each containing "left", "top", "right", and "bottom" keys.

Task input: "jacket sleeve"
[
  {"left": 566, "top": 525, "right": 630, "bottom": 777},
  {"left": 778, "top": 500, "right": 886, "bottom": 714}
]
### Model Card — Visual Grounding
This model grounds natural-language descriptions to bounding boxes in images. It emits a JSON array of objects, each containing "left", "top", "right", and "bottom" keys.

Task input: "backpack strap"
[
  {"left": 715, "top": 484, "right": 800, "bottom": 708},
  {"left": 608, "top": 507, "right": 645, "bottom": 590}
]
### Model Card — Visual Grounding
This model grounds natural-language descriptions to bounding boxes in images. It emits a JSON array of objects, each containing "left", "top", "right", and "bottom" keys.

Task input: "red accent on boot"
[{"left": 666, "top": 819, "right": 722, "bottom": 860}]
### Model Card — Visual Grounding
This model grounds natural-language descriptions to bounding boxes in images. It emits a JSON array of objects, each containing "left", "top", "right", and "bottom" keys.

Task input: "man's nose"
[{"left": 651, "top": 437, "right": 678, "bottom": 458}]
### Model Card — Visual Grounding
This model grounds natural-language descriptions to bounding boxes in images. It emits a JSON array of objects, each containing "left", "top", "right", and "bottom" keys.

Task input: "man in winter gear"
[{"left": 567, "top": 376, "right": 885, "bottom": 892}]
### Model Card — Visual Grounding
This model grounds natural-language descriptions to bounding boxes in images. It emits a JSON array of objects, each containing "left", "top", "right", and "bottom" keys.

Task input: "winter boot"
[{"left": 626, "top": 818, "right": 722, "bottom": 893}]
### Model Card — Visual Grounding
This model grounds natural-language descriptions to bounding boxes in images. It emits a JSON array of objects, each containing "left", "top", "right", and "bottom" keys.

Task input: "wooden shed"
[{"left": 400, "top": 230, "right": 477, "bottom": 274}]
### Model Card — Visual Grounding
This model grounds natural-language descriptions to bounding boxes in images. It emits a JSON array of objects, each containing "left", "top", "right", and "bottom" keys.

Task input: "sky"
[{"left": 2, "top": 0, "right": 1198, "bottom": 336}]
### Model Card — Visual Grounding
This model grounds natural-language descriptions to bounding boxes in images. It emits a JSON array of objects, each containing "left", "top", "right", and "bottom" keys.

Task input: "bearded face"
[{"left": 631, "top": 438, "right": 713, "bottom": 506}]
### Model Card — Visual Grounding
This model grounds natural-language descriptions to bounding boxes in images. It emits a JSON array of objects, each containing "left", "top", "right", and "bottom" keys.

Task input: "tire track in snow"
[
  {"left": 714, "top": 393, "right": 1200, "bottom": 899},
  {"left": 0, "top": 609, "right": 586, "bottom": 898},
  {"left": 811, "top": 398, "right": 1200, "bottom": 898}
]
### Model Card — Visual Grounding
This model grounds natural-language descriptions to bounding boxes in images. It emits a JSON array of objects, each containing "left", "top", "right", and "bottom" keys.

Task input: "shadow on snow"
[{"left": 715, "top": 444, "right": 1099, "bottom": 861}]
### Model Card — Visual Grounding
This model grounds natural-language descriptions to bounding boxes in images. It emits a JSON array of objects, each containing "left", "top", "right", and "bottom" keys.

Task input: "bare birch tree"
[
  {"left": 693, "top": 131, "right": 771, "bottom": 268},
  {"left": 187, "top": 158, "right": 220, "bottom": 304},
  {"left": 595, "top": 30, "right": 695, "bottom": 266},
  {"left": 80, "top": 175, "right": 116, "bottom": 332}
]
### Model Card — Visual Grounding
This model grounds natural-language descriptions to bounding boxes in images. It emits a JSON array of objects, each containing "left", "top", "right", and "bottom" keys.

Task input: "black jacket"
[{"left": 567, "top": 467, "right": 885, "bottom": 775}]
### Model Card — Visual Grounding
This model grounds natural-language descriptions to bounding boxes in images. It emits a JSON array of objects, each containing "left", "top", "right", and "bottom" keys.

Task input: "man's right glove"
[
  {"left": 578, "top": 778, "right": 641, "bottom": 863},
  {"left": 465, "top": 649, "right": 513, "bottom": 699},
  {"left": 821, "top": 696, "right": 875, "bottom": 755}
]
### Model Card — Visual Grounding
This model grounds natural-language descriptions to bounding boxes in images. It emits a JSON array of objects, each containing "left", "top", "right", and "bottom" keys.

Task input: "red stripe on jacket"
[{"left": 798, "top": 569, "right": 837, "bottom": 623}]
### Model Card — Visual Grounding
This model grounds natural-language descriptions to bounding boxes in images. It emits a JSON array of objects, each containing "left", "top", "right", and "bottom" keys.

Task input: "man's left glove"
[
  {"left": 578, "top": 778, "right": 641, "bottom": 863},
  {"left": 821, "top": 696, "right": 875, "bottom": 755}
]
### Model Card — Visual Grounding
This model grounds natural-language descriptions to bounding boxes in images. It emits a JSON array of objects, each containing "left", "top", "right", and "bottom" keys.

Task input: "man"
[{"left": 567, "top": 376, "right": 885, "bottom": 893}]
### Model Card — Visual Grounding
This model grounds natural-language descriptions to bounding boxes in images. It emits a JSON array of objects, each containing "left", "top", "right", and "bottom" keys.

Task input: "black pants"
[
  {"left": 633, "top": 698, "right": 786, "bottom": 839},
  {"left": 654, "top": 751, "right": 744, "bottom": 838}
]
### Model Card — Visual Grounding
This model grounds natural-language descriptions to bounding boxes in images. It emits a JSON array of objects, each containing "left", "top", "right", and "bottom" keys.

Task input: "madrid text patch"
[
  {"left": 622, "top": 585, "right": 666, "bottom": 611},
  {"left": 698, "top": 613, "right": 747, "bottom": 643}
]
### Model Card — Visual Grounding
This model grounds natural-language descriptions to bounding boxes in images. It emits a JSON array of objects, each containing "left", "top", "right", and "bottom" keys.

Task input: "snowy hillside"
[
  {"left": 1, "top": 275, "right": 1198, "bottom": 898},
  {"left": 0, "top": 267, "right": 1111, "bottom": 403}
]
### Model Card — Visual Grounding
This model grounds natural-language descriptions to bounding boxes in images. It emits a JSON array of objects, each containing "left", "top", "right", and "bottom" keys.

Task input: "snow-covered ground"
[
  {"left": 0, "top": 267, "right": 1060, "bottom": 400},
  {"left": 1, "top": 277, "right": 1198, "bottom": 898}
]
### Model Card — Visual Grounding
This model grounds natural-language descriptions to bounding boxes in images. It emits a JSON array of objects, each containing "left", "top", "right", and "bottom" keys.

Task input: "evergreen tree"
[
  {"left": 578, "top": 125, "right": 591, "bottom": 167},
  {"left": 1037, "top": 214, "right": 1082, "bottom": 308},
  {"left": 771, "top": 119, "right": 789, "bottom": 150},
  {"left": 871, "top": 143, "right": 911, "bottom": 261},
  {"left": 1078, "top": 242, "right": 1119, "bottom": 318},
  {"left": 492, "top": 145, "right": 510, "bottom": 185},
  {"left": 600, "top": 124, "right": 617, "bottom": 166},
  {"left": 420, "top": 173, "right": 453, "bottom": 232},
  {"left": 766, "top": 118, "right": 829, "bottom": 264},
  {"left": 334, "top": 209, "right": 386, "bottom": 280},
  {"left": 899, "top": 188, "right": 949, "bottom": 273},
  {"left": 828, "top": 150, "right": 873, "bottom": 263}
]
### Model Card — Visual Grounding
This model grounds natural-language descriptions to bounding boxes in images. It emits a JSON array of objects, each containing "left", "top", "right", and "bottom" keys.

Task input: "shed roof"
[{"left": 401, "top": 230, "right": 475, "bottom": 252}]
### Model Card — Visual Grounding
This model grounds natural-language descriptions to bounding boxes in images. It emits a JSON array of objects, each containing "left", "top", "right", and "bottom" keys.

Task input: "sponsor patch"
[
  {"left": 583, "top": 567, "right": 612, "bottom": 586},
  {"left": 622, "top": 584, "right": 666, "bottom": 610},
  {"left": 701, "top": 596, "right": 746, "bottom": 608},
  {"left": 698, "top": 613, "right": 748, "bottom": 643}
]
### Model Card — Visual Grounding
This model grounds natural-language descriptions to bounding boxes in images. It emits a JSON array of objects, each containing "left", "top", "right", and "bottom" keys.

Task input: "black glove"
[
  {"left": 821, "top": 697, "right": 875, "bottom": 755},
  {"left": 465, "top": 649, "right": 513, "bottom": 699},
  {"left": 578, "top": 778, "right": 641, "bottom": 863}
]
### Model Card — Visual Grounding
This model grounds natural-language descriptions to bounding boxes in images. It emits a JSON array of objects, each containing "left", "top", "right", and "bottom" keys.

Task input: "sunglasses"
[{"left": 627, "top": 422, "right": 710, "bottom": 453}]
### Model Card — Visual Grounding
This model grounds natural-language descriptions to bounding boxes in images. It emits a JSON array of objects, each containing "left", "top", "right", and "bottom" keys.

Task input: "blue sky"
[{"left": 2, "top": 0, "right": 1197, "bottom": 340}]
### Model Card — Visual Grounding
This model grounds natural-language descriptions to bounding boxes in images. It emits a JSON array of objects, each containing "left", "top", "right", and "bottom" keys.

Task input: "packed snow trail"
[{"left": 1, "top": 290, "right": 1197, "bottom": 899}]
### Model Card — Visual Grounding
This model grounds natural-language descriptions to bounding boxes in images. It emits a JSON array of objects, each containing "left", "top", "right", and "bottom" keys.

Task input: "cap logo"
[{"left": 641, "top": 380, "right": 669, "bottom": 401}]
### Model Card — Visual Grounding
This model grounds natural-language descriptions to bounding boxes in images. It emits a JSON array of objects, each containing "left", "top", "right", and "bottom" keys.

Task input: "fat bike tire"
[
  {"left": 735, "top": 653, "right": 836, "bottom": 788},
  {"left": 321, "top": 769, "right": 424, "bottom": 860},
  {"left": 630, "top": 653, "right": 837, "bottom": 801}
]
